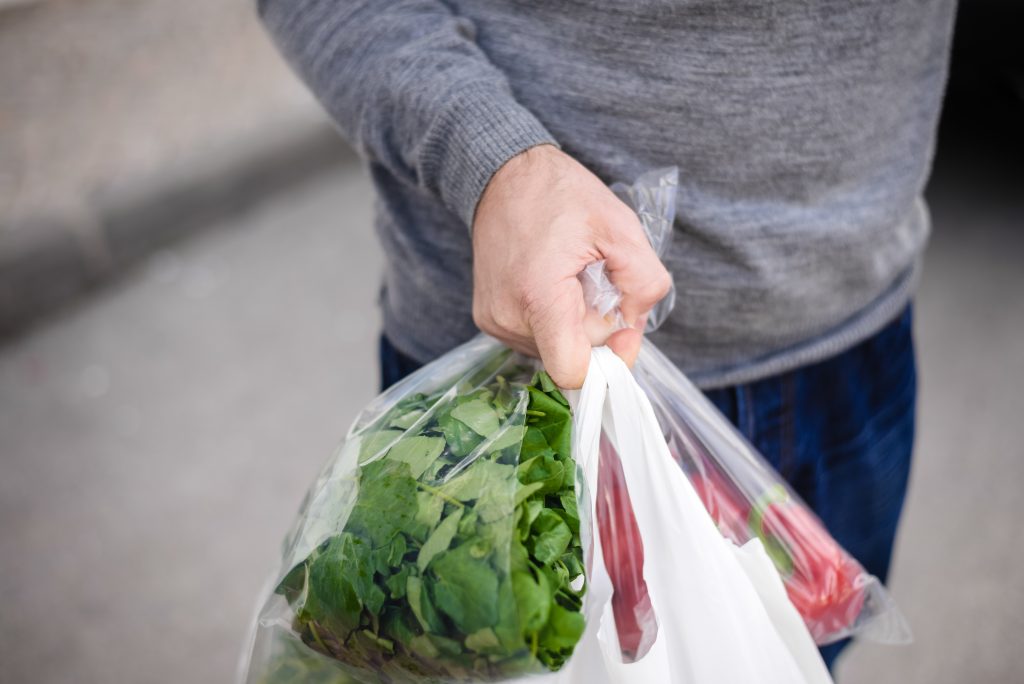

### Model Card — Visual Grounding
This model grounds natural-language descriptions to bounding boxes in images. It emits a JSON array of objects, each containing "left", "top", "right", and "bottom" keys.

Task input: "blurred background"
[{"left": 0, "top": 0, "right": 1021, "bottom": 682}]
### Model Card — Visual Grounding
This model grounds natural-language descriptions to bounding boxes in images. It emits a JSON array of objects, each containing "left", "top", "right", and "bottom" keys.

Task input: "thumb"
[{"left": 529, "top": 280, "right": 592, "bottom": 389}]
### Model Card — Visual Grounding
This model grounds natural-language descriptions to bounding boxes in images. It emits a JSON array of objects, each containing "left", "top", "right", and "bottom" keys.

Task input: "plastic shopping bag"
[
  {"left": 573, "top": 347, "right": 833, "bottom": 684},
  {"left": 238, "top": 165, "right": 840, "bottom": 683},
  {"left": 240, "top": 339, "right": 834, "bottom": 684},
  {"left": 577, "top": 167, "right": 908, "bottom": 647},
  {"left": 240, "top": 337, "right": 593, "bottom": 684},
  {"left": 627, "top": 341, "right": 910, "bottom": 645}
]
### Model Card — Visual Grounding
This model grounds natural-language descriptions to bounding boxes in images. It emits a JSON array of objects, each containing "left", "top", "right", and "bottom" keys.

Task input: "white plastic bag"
[
  {"left": 585, "top": 167, "right": 908, "bottom": 647},
  {"left": 565, "top": 347, "right": 832, "bottom": 684}
]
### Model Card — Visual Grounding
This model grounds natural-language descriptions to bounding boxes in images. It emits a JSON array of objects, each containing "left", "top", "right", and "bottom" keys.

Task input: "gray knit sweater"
[{"left": 259, "top": 0, "right": 956, "bottom": 388}]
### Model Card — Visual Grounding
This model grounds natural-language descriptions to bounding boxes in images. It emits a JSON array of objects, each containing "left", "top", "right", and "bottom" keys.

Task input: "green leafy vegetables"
[{"left": 276, "top": 369, "right": 586, "bottom": 682}]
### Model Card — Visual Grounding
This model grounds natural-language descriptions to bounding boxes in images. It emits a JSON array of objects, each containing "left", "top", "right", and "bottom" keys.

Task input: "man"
[{"left": 259, "top": 0, "right": 956, "bottom": 667}]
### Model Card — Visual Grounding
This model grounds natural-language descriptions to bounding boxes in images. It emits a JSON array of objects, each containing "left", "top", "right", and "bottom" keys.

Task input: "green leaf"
[
  {"left": 486, "top": 425, "right": 527, "bottom": 453},
  {"left": 302, "top": 534, "right": 370, "bottom": 639},
  {"left": 513, "top": 481, "right": 545, "bottom": 507},
  {"left": 407, "top": 575, "right": 444, "bottom": 634},
  {"left": 409, "top": 633, "right": 439, "bottom": 659},
  {"left": 275, "top": 562, "right": 307, "bottom": 605},
  {"left": 363, "top": 581, "right": 386, "bottom": 616},
  {"left": 358, "top": 429, "right": 404, "bottom": 464},
  {"left": 512, "top": 569, "right": 551, "bottom": 634},
  {"left": 386, "top": 534, "right": 408, "bottom": 568},
  {"left": 520, "top": 426, "right": 552, "bottom": 456},
  {"left": 518, "top": 453, "right": 565, "bottom": 496},
  {"left": 417, "top": 508, "right": 463, "bottom": 572},
  {"left": 450, "top": 399, "right": 500, "bottom": 437},
  {"left": 440, "top": 459, "right": 514, "bottom": 503},
  {"left": 535, "top": 370, "right": 558, "bottom": 394},
  {"left": 531, "top": 510, "right": 573, "bottom": 565},
  {"left": 430, "top": 543, "right": 500, "bottom": 634},
  {"left": 381, "top": 604, "right": 417, "bottom": 645},
  {"left": 385, "top": 435, "right": 445, "bottom": 479},
  {"left": 464, "top": 627, "right": 501, "bottom": 653},
  {"left": 526, "top": 387, "right": 572, "bottom": 458},
  {"left": 384, "top": 564, "right": 411, "bottom": 600},
  {"left": 540, "top": 603, "right": 585, "bottom": 651},
  {"left": 413, "top": 490, "right": 445, "bottom": 538},
  {"left": 345, "top": 460, "right": 419, "bottom": 548},
  {"left": 561, "top": 551, "right": 584, "bottom": 581},
  {"left": 389, "top": 408, "right": 425, "bottom": 430},
  {"left": 286, "top": 368, "right": 585, "bottom": 678},
  {"left": 457, "top": 508, "right": 478, "bottom": 537},
  {"left": 438, "top": 410, "right": 485, "bottom": 458},
  {"left": 427, "top": 634, "right": 464, "bottom": 657},
  {"left": 559, "top": 491, "right": 580, "bottom": 532}
]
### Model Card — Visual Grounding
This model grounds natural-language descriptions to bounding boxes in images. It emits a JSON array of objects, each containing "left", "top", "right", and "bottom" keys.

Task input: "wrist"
[{"left": 473, "top": 143, "right": 561, "bottom": 236}]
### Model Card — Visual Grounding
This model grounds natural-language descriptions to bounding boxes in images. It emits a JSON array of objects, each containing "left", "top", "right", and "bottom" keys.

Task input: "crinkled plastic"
[
  {"left": 628, "top": 343, "right": 911, "bottom": 645},
  {"left": 583, "top": 167, "right": 909, "bottom": 646},
  {"left": 577, "top": 168, "right": 677, "bottom": 332},
  {"left": 240, "top": 337, "right": 593, "bottom": 684},
  {"left": 580, "top": 347, "right": 832, "bottom": 683}
]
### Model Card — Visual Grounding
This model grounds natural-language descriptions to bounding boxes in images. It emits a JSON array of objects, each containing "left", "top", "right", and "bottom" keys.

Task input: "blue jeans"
[{"left": 379, "top": 306, "right": 916, "bottom": 669}]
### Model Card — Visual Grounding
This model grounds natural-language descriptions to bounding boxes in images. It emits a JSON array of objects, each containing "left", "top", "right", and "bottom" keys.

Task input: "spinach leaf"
[{"left": 277, "top": 368, "right": 587, "bottom": 681}]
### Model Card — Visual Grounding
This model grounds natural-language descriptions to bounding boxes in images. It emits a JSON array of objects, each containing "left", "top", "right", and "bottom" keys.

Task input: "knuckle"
[
  {"left": 491, "top": 306, "right": 519, "bottom": 333},
  {"left": 638, "top": 269, "right": 673, "bottom": 303},
  {"left": 471, "top": 305, "right": 490, "bottom": 332},
  {"left": 655, "top": 269, "right": 673, "bottom": 296},
  {"left": 609, "top": 208, "right": 645, "bottom": 240},
  {"left": 472, "top": 297, "right": 498, "bottom": 333}
]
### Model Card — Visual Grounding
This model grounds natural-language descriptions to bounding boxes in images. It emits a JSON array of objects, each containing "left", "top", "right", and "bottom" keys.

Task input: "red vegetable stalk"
[
  {"left": 596, "top": 429, "right": 867, "bottom": 647},
  {"left": 596, "top": 433, "right": 656, "bottom": 661},
  {"left": 689, "top": 457, "right": 867, "bottom": 643}
]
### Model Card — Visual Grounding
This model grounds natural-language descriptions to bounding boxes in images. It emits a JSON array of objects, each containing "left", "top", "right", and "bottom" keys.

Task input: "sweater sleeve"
[{"left": 258, "top": 0, "right": 558, "bottom": 228}]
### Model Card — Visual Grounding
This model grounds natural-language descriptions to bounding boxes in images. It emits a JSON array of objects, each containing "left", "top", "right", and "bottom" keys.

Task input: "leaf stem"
[
  {"left": 308, "top": 620, "right": 329, "bottom": 654},
  {"left": 416, "top": 481, "right": 464, "bottom": 508}
]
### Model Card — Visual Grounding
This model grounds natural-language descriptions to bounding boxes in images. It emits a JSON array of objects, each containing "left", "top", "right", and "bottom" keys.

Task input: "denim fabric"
[{"left": 379, "top": 306, "right": 916, "bottom": 669}]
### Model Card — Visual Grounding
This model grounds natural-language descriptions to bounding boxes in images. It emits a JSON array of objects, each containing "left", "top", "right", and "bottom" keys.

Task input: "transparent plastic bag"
[
  {"left": 578, "top": 168, "right": 677, "bottom": 332},
  {"left": 239, "top": 169, "right": 688, "bottom": 684},
  {"left": 583, "top": 167, "right": 908, "bottom": 647},
  {"left": 597, "top": 353, "right": 908, "bottom": 649},
  {"left": 240, "top": 337, "right": 592, "bottom": 684},
  {"left": 630, "top": 343, "right": 910, "bottom": 645}
]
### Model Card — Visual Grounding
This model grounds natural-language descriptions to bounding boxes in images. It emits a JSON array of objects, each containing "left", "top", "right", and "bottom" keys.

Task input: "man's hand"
[{"left": 471, "top": 145, "right": 672, "bottom": 388}]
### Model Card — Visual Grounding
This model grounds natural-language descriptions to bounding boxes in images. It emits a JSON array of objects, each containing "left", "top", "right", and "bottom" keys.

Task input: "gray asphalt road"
[{"left": 1, "top": 161, "right": 1022, "bottom": 683}]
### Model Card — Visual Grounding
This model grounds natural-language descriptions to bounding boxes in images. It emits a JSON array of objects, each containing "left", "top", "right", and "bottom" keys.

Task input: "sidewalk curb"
[{"left": 0, "top": 123, "right": 356, "bottom": 340}]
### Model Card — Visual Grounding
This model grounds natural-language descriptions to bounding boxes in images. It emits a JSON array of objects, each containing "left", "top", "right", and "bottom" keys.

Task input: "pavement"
[
  {"left": 0, "top": 0, "right": 351, "bottom": 335},
  {"left": 0, "top": 151, "right": 1022, "bottom": 683}
]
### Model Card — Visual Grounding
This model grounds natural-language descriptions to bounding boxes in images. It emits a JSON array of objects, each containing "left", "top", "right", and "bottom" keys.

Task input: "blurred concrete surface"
[
  {"left": 1, "top": 150, "right": 1023, "bottom": 683},
  {"left": 0, "top": 0, "right": 351, "bottom": 336},
  {"left": 0, "top": 162, "right": 381, "bottom": 684}
]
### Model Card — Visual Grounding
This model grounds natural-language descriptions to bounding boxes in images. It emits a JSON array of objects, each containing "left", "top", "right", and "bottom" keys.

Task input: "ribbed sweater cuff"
[{"left": 419, "top": 81, "right": 558, "bottom": 230}]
